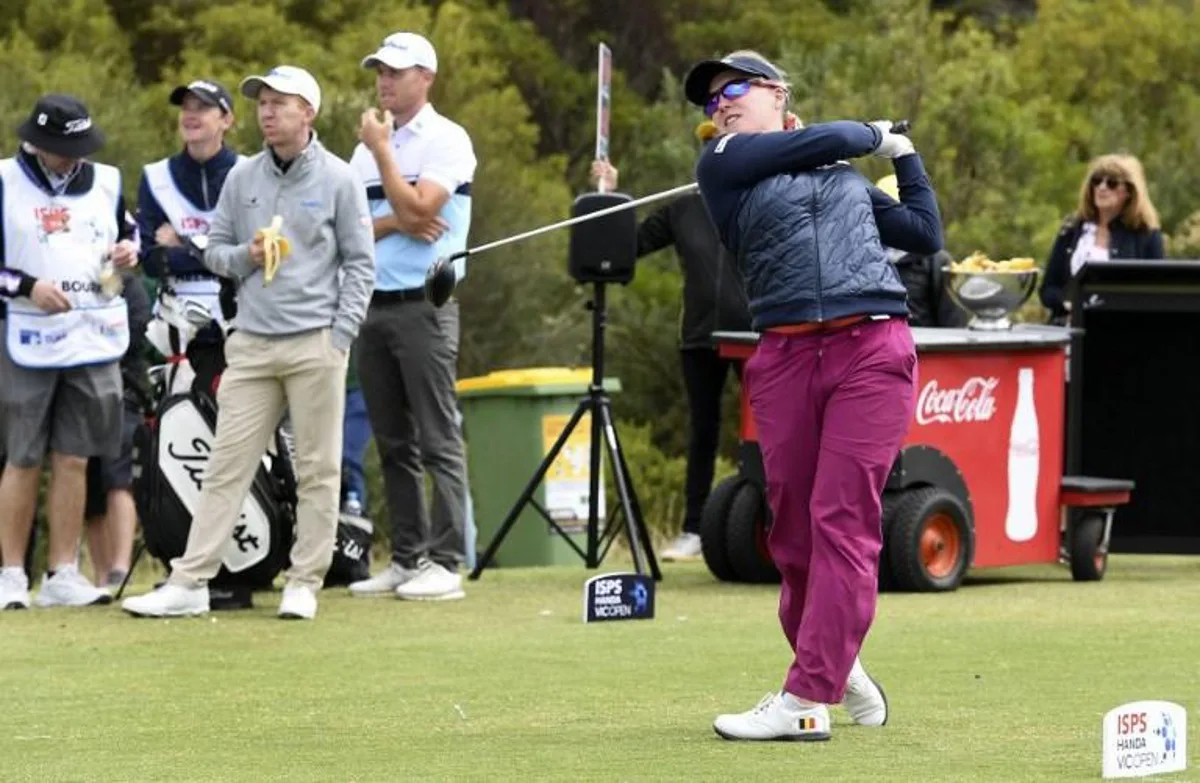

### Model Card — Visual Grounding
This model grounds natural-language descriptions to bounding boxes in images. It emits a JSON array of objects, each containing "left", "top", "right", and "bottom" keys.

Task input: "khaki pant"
[{"left": 169, "top": 328, "right": 347, "bottom": 590}]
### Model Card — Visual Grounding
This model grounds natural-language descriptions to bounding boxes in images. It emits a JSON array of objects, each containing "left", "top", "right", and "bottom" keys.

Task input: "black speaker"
[
  {"left": 568, "top": 192, "right": 637, "bottom": 285},
  {"left": 1067, "top": 259, "right": 1200, "bottom": 554}
]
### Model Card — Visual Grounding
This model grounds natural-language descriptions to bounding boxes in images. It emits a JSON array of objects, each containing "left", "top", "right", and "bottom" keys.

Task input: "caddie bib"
[
  {"left": 144, "top": 157, "right": 226, "bottom": 321},
  {"left": 1, "top": 157, "right": 128, "bottom": 369}
]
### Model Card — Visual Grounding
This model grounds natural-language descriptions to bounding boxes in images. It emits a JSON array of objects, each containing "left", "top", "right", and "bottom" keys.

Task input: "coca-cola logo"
[{"left": 916, "top": 376, "right": 999, "bottom": 425}]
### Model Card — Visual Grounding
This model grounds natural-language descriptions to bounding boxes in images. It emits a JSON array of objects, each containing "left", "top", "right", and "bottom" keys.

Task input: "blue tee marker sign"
[{"left": 583, "top": 572, "right": 655, "bottom": 623}]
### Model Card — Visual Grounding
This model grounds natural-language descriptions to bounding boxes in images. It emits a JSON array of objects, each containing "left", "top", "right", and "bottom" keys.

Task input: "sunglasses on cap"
[
  {"left": 705, "top": 79, "right": 778, "bottom": 118},
  {"left": 1090, "top": 174, "right": 1127, "bottom": 190}
]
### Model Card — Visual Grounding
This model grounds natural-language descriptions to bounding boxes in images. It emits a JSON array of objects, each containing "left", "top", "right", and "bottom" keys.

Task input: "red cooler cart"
[{"left": 701, "top": 324, "right": 1134, "bottom": 591}]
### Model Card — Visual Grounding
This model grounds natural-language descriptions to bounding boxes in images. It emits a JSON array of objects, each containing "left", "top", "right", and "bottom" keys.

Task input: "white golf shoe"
[
  {"left": 713, "top": 692, "right": 832, "bottom": 741},
  {"left": 843, "top": 658, "right": 889, "bottom": 726},
  {"left": 121, "top": 583, "right": 209, "bottom": 617},
  {"left": 278, "top": 584, "right": 318, "bottom": 620},
  {"left": 0, "top": 568, "right": 30, "bottom": 610},
  {"left": 661, "top": 532, "right": 703, "bottom": 562},
  {"left": 348, "top": 562, "right": 420, "bottom": 597},
  {"left": 35, "top": 565, "right": 113, "bottom": 607},
  {"left": 395, "top": 560, "right": 464, "bottom": 601}
]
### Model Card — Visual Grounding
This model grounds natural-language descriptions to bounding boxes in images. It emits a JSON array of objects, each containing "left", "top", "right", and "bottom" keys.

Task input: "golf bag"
[
  {"left": 132, "top": 290, "right": 297, "bottom": 591},
  {"left": 325, "top": 511, "right": 373, "bottom": 587}
]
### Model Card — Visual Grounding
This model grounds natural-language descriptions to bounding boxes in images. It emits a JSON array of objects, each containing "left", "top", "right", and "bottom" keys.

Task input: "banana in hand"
[
  {"left": 98, "top": 259, "right": 122, "bottom": 299},
  {"left": 256, "top": 215, "right": 292, "bottom": 284}
]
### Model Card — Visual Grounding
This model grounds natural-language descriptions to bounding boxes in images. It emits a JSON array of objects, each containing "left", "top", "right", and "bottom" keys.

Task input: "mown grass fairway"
[{"left": 2, "top": 556, "right": 1197, "bottom": 782}]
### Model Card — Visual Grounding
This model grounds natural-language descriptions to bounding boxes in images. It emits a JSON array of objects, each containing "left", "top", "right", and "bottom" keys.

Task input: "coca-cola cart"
[{"left": 700, "top": 324, "right": 1135, "bottom": 591}]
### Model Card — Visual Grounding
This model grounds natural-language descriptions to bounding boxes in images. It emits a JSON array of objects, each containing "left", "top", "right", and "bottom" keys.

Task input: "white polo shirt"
[{"left": 349, "top": 103, "right": 476, "bottom": 292}]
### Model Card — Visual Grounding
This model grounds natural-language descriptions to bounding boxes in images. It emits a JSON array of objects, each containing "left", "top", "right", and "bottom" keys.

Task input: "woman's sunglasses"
[
  {"left": 705, "top": 79, "right": 771, "bottom": 117},
  {"left": 1090, "top": 174, "right": 1127, "bottom": 190}
]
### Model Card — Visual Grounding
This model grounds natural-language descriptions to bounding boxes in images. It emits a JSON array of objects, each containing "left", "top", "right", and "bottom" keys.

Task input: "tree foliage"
[{"left": 2, "top": 0, "right": 1197, "bottom": 530}]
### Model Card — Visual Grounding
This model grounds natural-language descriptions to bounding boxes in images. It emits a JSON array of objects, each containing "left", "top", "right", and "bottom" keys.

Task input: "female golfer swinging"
[{"left": 686, "top": 51, "right": 943, "bottom": 741}]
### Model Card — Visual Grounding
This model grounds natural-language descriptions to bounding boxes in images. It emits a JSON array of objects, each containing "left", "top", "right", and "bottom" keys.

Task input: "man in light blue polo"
[{"left": 349, "top": 31, "right": 477, "bottom": 601}]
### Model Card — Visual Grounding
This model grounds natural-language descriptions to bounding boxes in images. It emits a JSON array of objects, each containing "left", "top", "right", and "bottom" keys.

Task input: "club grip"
[{"left": 891, "top": 120, "right": 911, "bottom": 135}]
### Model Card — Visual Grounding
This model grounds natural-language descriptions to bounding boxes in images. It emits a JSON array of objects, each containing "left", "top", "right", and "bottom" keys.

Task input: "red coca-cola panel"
[
  {"left": 907, "top": 348, "right": 1066, "bottom": 568},
  {"left": 722, "top": 339, "right": 1067, "bottom": 570}
]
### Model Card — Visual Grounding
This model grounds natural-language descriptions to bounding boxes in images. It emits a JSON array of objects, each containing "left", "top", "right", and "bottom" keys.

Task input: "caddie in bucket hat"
[
  {"left": 16, "top": 94, "right": 106, "bottom": 159},
  {"left": 1, "top": 92, "right": 139, "bottom": 612}
]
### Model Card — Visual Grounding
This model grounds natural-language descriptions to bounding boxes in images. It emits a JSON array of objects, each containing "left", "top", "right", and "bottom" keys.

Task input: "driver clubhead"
[{"left": 424, "top": 256, "right": 458, "bottom": 308}]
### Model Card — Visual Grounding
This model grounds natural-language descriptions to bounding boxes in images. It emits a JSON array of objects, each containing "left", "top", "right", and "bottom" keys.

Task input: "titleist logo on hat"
[{"left": 37, "top": 113, "right": 92, "bottom": 134}]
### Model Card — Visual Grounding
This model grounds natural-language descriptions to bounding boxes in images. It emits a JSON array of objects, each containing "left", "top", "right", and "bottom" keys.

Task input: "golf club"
[{"left": 424, "top": 120, "right": 912, "bottom": 307}]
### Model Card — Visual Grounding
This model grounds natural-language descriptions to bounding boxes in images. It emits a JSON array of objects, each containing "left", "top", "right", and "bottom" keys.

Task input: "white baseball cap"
[
  {"left": 361, "top": 32, "right": 438, "bottom": 73},
  {"left": 240, "top": 65, "right": 322, "bottom": 115}
]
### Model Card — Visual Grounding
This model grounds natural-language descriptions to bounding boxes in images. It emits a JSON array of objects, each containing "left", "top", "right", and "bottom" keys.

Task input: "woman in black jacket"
[
  {"left": 1039, "top": 154, "right": 1165, "bottom": 322},
  {"left": 590, "top": 152, "right": 752, "bottom": 564}
]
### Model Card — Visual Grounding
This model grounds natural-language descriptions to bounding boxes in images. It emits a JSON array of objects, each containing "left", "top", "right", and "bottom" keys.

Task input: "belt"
[
  {"left": 765, "top": 314, "right": 889, "bottom": 336},
  {"left": 371, "top": 287, "right": 426, "bottom": 305}
]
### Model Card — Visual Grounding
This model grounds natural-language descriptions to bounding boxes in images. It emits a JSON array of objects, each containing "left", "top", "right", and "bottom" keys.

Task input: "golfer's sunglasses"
[
  {"left": 704, "top": 79, "right": 774, "bottom": 117},
  {"left": 1090, "top": 174, "right": 1127, "bottom": 190}
]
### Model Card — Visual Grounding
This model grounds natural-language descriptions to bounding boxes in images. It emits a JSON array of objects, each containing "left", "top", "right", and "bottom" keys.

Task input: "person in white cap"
[
  {"left": 122, "top": 65, "right": 376, "bottom": 620},
  {"left": 347, "top": 33, "right": 478, "bottom": 602}
]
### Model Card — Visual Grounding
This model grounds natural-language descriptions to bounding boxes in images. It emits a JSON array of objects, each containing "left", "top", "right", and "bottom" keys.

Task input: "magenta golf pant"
[{"left": 744, "top": 317, "right": 917, "bottom": 704}]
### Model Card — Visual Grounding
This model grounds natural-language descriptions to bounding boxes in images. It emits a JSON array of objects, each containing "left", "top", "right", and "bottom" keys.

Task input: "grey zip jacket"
[{"left": 204, "top": 133, "right": 375, "bottom": 351}]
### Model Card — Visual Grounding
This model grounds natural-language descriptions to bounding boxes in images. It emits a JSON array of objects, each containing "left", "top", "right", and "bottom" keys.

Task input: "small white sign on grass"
[{"left": 1101, "top": 700, "right": 1187, "bottom": 779}]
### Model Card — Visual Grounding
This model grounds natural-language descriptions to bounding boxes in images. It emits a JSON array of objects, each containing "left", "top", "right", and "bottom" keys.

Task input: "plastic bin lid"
[{"left": 456, "top": 366, "right": 621, "bottom": 397}]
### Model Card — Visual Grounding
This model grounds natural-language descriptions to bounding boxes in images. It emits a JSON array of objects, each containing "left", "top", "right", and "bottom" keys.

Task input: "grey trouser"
[{"left": 357, "top": 298, "right": 467, "bottom": 570}]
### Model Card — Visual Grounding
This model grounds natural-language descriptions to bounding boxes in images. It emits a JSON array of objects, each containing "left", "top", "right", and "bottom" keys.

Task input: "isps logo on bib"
[{"left": 1101, "top": 700, "right": 1187, "bottom": 779}]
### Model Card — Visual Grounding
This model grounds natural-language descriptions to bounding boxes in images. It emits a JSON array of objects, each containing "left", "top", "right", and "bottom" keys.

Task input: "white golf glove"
[{"left": 870, "top": 120, "right": 915, "bottom": 159}]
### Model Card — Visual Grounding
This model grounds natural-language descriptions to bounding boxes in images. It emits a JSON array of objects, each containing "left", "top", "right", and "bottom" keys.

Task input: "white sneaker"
[
  {"left": 348, "top": 562, "right": 419, "bottom": 597},
  {"left": 843, "top": 657, "right": 888, "bottom": 726},
  {"left": 662, "top": 532, "right": 702, "bottom": 562},
  {"left": 713, "top": 692, "right": 832, "bottom": 741},
  {"left": 395, "top": 560, "right": 464, "bottom": 601},
  {"left": 0, "top": 568, "right": 30, "bottom": 610},
  {"left": 34, "top": 565, "right": 113, "bottom": 607},
  {"left": 278, "top": 583, "right": 317, "bottom": 620},
  {"left": 121, "top": 583, "right": 209, "bottom": 617}
]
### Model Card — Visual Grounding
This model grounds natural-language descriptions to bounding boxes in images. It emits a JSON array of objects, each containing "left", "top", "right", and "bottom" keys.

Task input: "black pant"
[
  {"left": 681, "top": 348, "right": 741, "bottom": 534},
  {"left": 357, "top": 299, "right": 467, "bottom": 571}
]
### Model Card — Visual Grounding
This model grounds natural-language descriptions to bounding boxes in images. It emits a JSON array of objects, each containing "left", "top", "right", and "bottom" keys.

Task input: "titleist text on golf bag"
[{"left": 131, "top": 363, "right": 297, "bottom": 590}]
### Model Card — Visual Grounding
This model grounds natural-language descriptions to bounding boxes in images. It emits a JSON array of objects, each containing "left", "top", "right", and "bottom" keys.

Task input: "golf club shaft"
[
  {"left": 445, "top": 119, "right": 910, "bottom": 264},
  {"left": 451, "top": 182, "right": 700, "bottom": 262}
]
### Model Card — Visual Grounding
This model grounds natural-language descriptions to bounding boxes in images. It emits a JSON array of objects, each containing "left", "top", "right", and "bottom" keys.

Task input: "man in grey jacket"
[{"left": 122, "top": 65, "right": 376, "bottom": 620}]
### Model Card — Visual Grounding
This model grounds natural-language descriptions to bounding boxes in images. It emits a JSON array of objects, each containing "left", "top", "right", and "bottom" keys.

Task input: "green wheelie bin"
[{"left": 456, "top": 367, "right": 621, "bottom": 567}]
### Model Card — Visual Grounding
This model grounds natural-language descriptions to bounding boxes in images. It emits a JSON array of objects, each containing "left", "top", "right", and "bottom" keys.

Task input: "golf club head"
[{"left": 425, "top": 256, "right": 458, "bottom": 308}]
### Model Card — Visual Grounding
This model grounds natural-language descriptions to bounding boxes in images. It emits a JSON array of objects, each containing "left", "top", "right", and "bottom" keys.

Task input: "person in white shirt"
[{"left": 347, "top": 32, "right": 478, "bottom": 601}]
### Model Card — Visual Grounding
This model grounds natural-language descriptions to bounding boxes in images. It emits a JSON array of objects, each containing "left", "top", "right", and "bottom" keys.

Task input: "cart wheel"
[
  {"left": 724, "top": 482, "right": 780, "bottom": 584},
  {"left": 1068, "top": 512, "right": 1108, "bottom": 582},
  {"left": 878, "top": 492, "right": 902, "bottom": 593},
  {"left": 888, "top": 486, "right": 973, "bottom": 592},
  {"left": 699, "top": 476, "right": 742, "bottom": 582}
]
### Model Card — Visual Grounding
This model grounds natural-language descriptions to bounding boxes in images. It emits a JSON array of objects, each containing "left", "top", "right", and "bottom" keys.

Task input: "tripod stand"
[{"left": 468, "top": 280, "right": 661, "bottom": 581}]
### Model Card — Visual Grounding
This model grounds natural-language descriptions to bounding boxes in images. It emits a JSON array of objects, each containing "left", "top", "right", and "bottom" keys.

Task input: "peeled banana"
[
  {"left": 98, "top": 260, "right": 122, "bottom": 299},
  {"left": 256, "top": 215, "right": 292, "bottom": 284},
  {"left": 949, "top": 251, "right": 1037, "bottom": 274}
]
